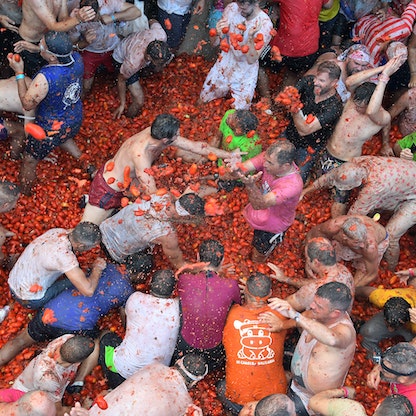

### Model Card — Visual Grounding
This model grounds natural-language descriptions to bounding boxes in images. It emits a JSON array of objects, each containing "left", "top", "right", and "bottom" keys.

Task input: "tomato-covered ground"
[{"left": 0, "top": 54, "right": 415, "bottom": 415}]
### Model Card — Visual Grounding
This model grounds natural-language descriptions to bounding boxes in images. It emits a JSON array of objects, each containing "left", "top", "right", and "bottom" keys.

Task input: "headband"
[
  {"left": 175, "top": 199, "right": 191, "bottom": 216},
  {"left": 176, "top": 357, "right": 208, "bottom": 382},
  {"left": 381, "top": 359, "right": 416, "bottom": 377}
]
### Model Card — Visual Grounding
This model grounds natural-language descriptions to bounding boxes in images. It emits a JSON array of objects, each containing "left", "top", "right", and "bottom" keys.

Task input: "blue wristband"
[
  {"left": 15, "top": 74, "right": 25, "bottom": 81},
  {"left": 111, "top": 14, "right": 116, "bottom": 22}
]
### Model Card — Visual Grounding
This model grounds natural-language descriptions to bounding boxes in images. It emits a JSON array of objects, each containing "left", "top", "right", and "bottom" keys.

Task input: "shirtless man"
[
  {"left": 264, "top": 237, "right": 354, "bottom": 312},
  {"left": 82, "top": 113, "right": 242, "bottom": 225},
  {"left": 269, "top": 282, "right": 356, "bottom": 416},
  {"left": 8, "top": 0, "right": 96, "bottom": 77},
  {"left": 302, "top": 57, "right": 403, "bottom": 217},
  {"left": 306, "top": 215, "right": 388, "bottom": 286},
  {"left": 303, "top": 156, "right": 416, "bottom": 270}
]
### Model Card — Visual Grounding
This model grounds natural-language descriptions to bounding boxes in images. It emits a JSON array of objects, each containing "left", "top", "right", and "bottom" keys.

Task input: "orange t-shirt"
[{"left": 223, "top": 304, "right": 287, "bottom": 405}]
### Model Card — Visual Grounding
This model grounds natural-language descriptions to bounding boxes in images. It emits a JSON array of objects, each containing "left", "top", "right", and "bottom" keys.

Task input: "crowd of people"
[{"left": 1, "top": 0, "right": 416, "bottom": 415}]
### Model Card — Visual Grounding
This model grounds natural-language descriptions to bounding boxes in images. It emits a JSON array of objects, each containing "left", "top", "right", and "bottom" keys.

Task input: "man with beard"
[
  {"left": 199, "top": 0, "right": 273, "bottom": 110},
  {"left": 302, "top": 56, "right": 403, "bottom": 217},
  {"left": 283, "top": 60, "right": 343, "bottom": 183},
  {"left": 306, "top": 44, "right": 373, "bottom": 103}
]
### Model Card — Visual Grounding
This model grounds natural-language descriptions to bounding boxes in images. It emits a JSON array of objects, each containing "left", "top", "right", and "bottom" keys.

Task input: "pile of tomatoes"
[{"left": 0, "top": 54, "right": 414, "bottom": 415}]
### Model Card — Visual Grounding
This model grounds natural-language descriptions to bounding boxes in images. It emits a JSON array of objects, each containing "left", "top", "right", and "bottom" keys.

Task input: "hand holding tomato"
[{"left": 7, "top": 52, "right": 24, "bottom": 74}]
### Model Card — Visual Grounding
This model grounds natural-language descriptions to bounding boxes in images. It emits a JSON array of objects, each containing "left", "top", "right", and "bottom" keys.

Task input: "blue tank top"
[
  {"left": 36, "top": 52, "right": 83, "bottom": 132},
  {"left": 42, "top": 263, "right": 133, "bottom": 331}
]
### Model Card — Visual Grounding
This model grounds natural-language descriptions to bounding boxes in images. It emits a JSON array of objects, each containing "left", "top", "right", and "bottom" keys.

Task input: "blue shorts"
[{"left": 25, "top": 121, "right": 81, "bottom": 160}]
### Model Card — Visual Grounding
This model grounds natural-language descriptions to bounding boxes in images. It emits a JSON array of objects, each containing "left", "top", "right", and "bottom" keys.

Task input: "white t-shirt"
[
  {"left": 112, "top": 21, "right": 167, "bottom": 79},
  {"left": 100, "top": 194, "right": 174, "bottom": 263},
  {"left": 157, "top": 0, "right": 193, "bottom": 16},
  {"left": 88, "top": 363, "right": 195, "bottom": 416},
  {"left": 13, "top": 334, "right": 79, "bottom": 402},
  {"left": 113, "top": 292, "right": 180, "bottom": 379},
  {"left": 8, "top": 228, "right": 79, "bottom": 300}
]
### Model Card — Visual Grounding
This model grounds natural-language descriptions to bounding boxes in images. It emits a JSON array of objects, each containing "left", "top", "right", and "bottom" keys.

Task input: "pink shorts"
[
  {"left": 88, "top": 165, "right": 124, "bottom": 210},
  {"left": 0, "top": 388, "right": 25, "bottom": 403},
  {"left": 81, "top": 50, "right": 115, "bottom": 79}
]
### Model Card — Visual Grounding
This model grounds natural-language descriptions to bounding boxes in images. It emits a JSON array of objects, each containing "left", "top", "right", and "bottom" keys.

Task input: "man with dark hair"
[
  {"left": 307, "top": 215, "right": 388, "bottom": 287},
  {"left": 65, "top": 354, "right": 206, "bottom": 415},
  {"left": 82, "top": 113, "right": 240, "bottom": 225},
  {"left": 269, "top": 282, "right": 356, "bottom": 416},
  {"left": 112, "top": 19, "right": 171, "bottom": 118},
  {"left": 99, "top": 192, "right": 204, "bottom": 268},
  {"left": 171, "top": 239, "right": 241, "bottom": 371},
  {"left": 8, "top": 31, "right": 86, "bottom": 195},
  {"left": 0, "top": 180, "right": 19, "bottom": 265},
  {"left": 263, "top": 237, "right": 353, "bottom": 313},
  {"left": 8, "top": 223, "right": 105, "bottom": 309},
  {"left": 217, "top": 273, "right": 288, "bottom": 415},
  {"left": 71, "top": 269, "right": 179, "bottom": 390},
  {"left": 239, "top": 393, "right": 296, "bottom": 416},
  {"left": 233, "top": 139, "right": 303, "bottom": 262},
  {"left": 281, "top": 60, "right": 343, "bottom": 183},
  {"left": 0, "top": 334, "right": 94, "bottom": 413},
  {"left": 177, "top": 109, "right": 261, "bottom": 167},
  {"left": 0, "top": 262, "right": 133, "bottom": 374},
  {"left": 302, "top": 56, "right": 404, "bottom": 217},
  {"left": 367, "top": 342, "right": 416, "bottom": 412},
  {"left": 356, "top": 284, "right": 416, "bottom": 356}
]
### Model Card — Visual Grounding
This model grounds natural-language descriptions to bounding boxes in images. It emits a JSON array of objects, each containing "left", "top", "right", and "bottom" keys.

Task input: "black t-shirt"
[{"left": 286, "top": 75, "right": 343, "bottom": 149}]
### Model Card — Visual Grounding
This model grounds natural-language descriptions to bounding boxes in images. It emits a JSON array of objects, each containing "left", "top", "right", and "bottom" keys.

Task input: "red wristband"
[
  {"left": 341, "top": 387, "right": 348, "bottom": 398},
  {"left": 409, "top": 269, "right": 415, "bottom": 278}
]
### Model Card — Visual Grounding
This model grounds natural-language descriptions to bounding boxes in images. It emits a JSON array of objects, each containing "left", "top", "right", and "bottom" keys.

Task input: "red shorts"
[
  {"left": 88, "top": 165, "right": 124, "bottom": 210},
  {"left": 81, "top": 50, "right": 115, "bottom": 79},
  {"left": 0, "top": 388, "right": 25, "bottom": 403}
]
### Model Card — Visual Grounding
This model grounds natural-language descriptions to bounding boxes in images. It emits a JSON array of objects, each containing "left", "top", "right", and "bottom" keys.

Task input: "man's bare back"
[{"left": 102, "top": 127, "right": 163, "bottom": 194}]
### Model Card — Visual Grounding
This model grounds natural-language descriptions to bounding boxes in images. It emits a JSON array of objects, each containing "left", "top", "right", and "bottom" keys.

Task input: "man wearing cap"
[
  {"left": 99, "top": 192, "right": 205, "bottom": 269},
  {"left": 303, "top": 156, "right": 416, "bottom": 270},
  {"left": 367, "top": 342, "right": 416, "bottom": 412},
  {"left": 8, "top": 30, "right": 85, "bottom": 195}
]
